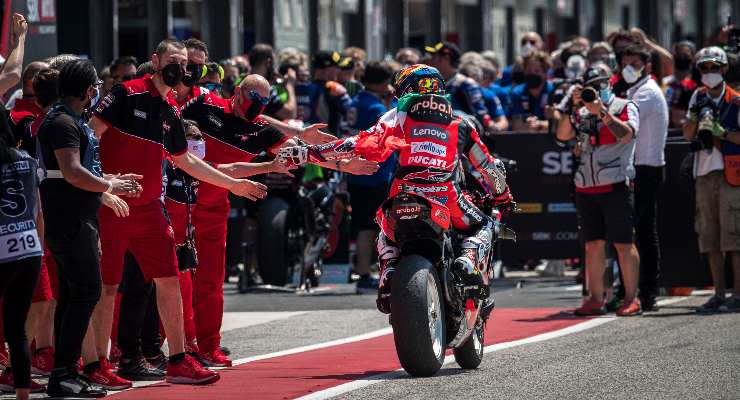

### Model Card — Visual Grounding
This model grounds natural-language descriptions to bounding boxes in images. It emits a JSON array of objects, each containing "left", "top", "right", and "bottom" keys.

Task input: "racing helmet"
[{"left": 392, "top": 64, "right": 446, "bottom": 97}]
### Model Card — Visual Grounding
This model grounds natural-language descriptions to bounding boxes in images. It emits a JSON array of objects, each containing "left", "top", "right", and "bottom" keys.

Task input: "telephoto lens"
[
  {"left": 697, "top": 106, "right": 716, "bottom": 138},
  {"left": 581, "top": 86, "right": 597, "bottom": 103}
]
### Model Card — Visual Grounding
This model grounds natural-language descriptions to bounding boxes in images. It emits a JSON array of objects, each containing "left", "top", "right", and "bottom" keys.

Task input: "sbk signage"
[{"left": 482, "top": 133, "right": 579, "bottom": 262}]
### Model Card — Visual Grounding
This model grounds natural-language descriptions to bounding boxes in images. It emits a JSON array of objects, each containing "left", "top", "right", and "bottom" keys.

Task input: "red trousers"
[
  {"left": 191, "top": 202, "right": 229, "bottom": 354},
  {"left": 164, "top": 198, "right": 197, "bottom": 343}
]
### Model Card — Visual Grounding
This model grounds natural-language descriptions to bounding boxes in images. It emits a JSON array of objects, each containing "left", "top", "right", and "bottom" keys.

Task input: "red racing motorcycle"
[{"left": 383, "top": 188, "right": 515, "bottom": 377}]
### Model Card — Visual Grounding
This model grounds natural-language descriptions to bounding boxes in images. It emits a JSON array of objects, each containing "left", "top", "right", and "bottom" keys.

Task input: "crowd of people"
[{"left": 0, "top": 7, "right": 738, "bottom": 400}]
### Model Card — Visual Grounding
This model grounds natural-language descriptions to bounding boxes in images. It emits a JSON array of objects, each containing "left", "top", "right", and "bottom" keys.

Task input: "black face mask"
[
  {"left": 182, "top": 64, "right": 204, "bottom": 87},
  {"left": 675, "top": 57, "right": 692, "bottom": 71},
  {"left": 245, "top": 101, "right": 265, "bottom": 121},
  {"left": 160, "top": 63, "right": 185, "bottom": 87},
  {"left": 525, "top": 73, "right": 544, "bottom": 88}
]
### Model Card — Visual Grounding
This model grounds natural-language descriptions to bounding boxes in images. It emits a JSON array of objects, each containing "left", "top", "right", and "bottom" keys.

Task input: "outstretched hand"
[
  {"left": 299, "top": 124, "right": 337, "bottom": 144},
  {"left": 229, "top": 179, "right": 268, "bottom": 201},
  {"left": 340, "top": 158, "right": 379, "bottom": 175}
]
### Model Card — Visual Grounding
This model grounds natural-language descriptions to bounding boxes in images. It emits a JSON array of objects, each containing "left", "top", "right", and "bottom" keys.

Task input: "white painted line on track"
[
  {"left": 296, "top": 296, "right": 689, "bottom": 400},
  {"left": 231, "top": 326, "right": 393, "bottom": 366},
  {"left": 220, "top": 311, "right": 306, "bottom": 333}
]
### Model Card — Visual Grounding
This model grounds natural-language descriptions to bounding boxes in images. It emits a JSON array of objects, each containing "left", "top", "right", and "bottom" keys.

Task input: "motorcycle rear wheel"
[
  {"left": 391, "top": 254, "right": 446, "bottom": 377},
  {"left": 453, "top": 319, "right": 484, "bottom": 369},
  {"left": 257, "top": 198, "right": 297, "bottom": 286}
]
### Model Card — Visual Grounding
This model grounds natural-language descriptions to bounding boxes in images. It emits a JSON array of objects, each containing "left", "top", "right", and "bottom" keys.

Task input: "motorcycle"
[
  {"left": 248, "top": 168, "right": 347, "bottom": 291},
  {"left": 383, "top": 188, "right": 515, "bottom": 377}
]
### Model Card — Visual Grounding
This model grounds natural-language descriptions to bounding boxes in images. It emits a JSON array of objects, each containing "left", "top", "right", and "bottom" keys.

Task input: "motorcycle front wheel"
[{"left": 391, "top": 254, "right": 446, "bottom": 377}]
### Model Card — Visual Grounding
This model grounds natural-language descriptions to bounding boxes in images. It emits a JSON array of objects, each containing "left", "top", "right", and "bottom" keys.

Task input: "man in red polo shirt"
[
  {"left": 90, "top": 38, "right": 266, "bottom": 384},
  {"left": 181, "top": 74, "right": 377, "bottom": 366}
]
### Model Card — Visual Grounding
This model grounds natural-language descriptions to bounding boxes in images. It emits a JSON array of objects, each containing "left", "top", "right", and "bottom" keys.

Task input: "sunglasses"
[
  {"left": 697, "top": 63, "right": 721, "bottom": 73},
  {"left": 521, "top": 39, "right": 537, "bottom": 46},
  {"left": 248, "top": 90, "right": 270, "bottom": 106}
]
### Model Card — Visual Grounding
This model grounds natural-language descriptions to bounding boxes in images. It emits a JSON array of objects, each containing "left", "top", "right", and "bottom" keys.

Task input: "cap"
[
  {"left": 695, "top": 46, "right": 728, "bottom": 66},
  {"left": 424, "top": 41, "right": 461, "bottom": 63},
  {"left": 338, "top": 57, "right": 355, "bottom": 70},
  {"left": 583, "top": 65, "right": 611, "bottom": 86},
  {"left": 312, "top": 51, "right": 342, "bottom": 69}
]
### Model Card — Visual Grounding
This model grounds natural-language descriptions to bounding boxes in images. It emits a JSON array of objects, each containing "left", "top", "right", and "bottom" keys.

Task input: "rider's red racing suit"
[{"left": 280, "top": 93, "right": 511, "bottom": 311}]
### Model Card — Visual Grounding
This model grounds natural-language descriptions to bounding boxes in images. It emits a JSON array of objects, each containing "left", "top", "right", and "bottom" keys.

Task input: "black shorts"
[
  {"left": 576, "top": 183, "right": 634, "bottom": 244},
  {"left": 348, "top": 182, "right": 389, "bottom": 236}
]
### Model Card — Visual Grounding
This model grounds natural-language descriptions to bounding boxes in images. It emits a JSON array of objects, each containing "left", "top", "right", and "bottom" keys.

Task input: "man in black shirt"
[{"left": 38, "top": 60, "right": 142, "bottom": 398}]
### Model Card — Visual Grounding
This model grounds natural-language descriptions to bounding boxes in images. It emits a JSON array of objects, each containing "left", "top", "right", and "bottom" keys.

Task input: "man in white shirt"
[
  {"left": 621, "top": 45, "right": 669, "bottom": 311},
  {"left": 683, "top": 46, "right": 740, "bottom": 313}
]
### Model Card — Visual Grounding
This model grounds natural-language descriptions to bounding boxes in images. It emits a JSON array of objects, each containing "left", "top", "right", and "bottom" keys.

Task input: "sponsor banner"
[
  {"left": 483, "top": 133, "right": 579, "bottom": 261},
  {"left": 547, "top": 202, "right": 576, "bottom": 213},
  {"left": 517, "top": 203, "right": 543, "bottom": 214}
]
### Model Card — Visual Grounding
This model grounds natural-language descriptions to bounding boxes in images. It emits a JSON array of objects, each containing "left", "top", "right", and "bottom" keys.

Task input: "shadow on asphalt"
[
  {"left": 302, "top": 370, "right": 396, "bottom": 381},
  {"left": 301, "top": 365, "right": 472, "bottom": 382},
  {"left": 513, "top": 310, "right": 590, "bottom": 322},
  {"left": 641, "top": 311, "right": 699, "bottom": 318}
]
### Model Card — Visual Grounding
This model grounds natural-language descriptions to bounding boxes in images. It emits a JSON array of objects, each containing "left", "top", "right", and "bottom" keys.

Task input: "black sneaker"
[
  {"left": 117, "top": 356, "right": 165, "bottom": 381},
  {"left": 145, "top": 353, "right": 167, "bottom": 372},
  {"left": 47, "top": 374, "right": 107, "bottom": 398},
  {"left": 640, "top": 298, "right": 660, "bottom": 312},
  {"left": 356, "top": 274, "right": 379, "bottom": 294},
  {"left": 696, "top": 295, "right": 725, "bottom": 314},
  {"left": 724, "top": 295, "right": 740, "bottom": 313}
]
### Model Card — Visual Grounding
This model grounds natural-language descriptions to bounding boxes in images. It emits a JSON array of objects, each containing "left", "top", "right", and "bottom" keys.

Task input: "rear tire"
[
  {"left": 390, "top": 254, "right": 446, "bottom": 377},
  {"left": 256, "top": 198, "right": 292, "bottom": 286},
  {"left": 453, "top": 320, "right": 484, "bottom": 369}
]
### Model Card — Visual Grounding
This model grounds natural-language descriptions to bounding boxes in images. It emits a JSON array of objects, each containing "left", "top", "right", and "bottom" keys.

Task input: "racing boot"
[
  {"left": 454, "top": 227, "right": 493, "bottom": 299},
  {"left": 376, "top": 233, "right": 399, "bottom": 314}
]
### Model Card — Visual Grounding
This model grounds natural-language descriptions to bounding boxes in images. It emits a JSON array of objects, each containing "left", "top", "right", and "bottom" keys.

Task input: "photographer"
[
  {"left": 556, "top": 65, "right": 642, "bottom": 317},
  {"left": 683, "top": 46, "right": 740, "bottom": 314}
]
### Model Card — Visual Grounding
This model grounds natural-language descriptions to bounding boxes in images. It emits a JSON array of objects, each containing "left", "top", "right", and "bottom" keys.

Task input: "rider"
[{"left": 281, "top": 65, "right": 513, "bottom": 313}]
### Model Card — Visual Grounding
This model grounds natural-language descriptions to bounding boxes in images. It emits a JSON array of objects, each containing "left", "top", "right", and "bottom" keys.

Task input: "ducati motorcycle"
[{"left": 383, "top": 188, "right": 515, "bottom": 377}]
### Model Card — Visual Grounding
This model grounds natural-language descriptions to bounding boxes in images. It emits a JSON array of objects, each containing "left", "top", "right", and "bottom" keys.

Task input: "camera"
[
  {"left": 581, "top": 87, "right": 598, "bottom": 103},
  {"left": 690, "top": 104, "right": 717, "bottom": 152},
  {"left": 176, "top": 238, "right": 199, "bottom": 272}
]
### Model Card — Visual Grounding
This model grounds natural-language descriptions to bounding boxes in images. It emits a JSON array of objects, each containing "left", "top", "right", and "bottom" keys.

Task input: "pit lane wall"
[{"left": 484, "top": 133, "right": 714, "bottom": 288}]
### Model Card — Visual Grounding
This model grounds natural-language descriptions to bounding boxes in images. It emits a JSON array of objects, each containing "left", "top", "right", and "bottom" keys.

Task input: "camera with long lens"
[
  {"left": 581, "top": 86, "right": 598, "bottom": 103},
  {"left": 690, "top": 104, "right": 717, "bottom": 152}
]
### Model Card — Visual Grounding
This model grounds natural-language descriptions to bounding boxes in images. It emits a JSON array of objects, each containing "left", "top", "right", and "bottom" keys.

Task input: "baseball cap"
[
  {"left": 583, "top": 65, "right": 611, "bottom": 86},
  {"left": 695, "top": 46, "right": 728, "bottom": 66},
  {"left": 424, "top": 41, "right": 461, "bottom": 63},
  {"left": 338, "top": 57, "right": 355, "bottom": 71},
  {"left": 312, "top": 51, "right": 342, "bottom": 69}
]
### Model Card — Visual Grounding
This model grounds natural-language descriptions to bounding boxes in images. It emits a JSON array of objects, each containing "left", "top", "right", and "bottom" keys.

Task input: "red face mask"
[{"left": 234, "top": 90, "right": 268, "bottom": 121}]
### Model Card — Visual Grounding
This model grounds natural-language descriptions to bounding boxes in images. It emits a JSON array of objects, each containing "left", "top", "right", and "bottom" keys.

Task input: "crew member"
[{"left": 89, "top": 38, "right": 267, "bottom": 385}]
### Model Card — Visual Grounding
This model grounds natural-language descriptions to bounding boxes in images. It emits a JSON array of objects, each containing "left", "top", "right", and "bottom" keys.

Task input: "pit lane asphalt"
[
  {"left": 332, "top": 295, "right": 740, "bottom": 400},
  {"left": 7, "top": 276, "right": 737, "bottom": 399},
  {"left": 222, "top": 277, "right": 739, "bottom": 400}
]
